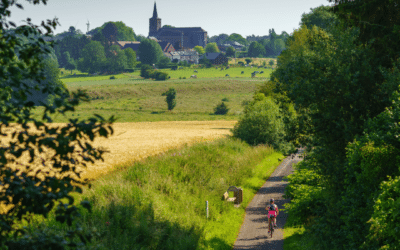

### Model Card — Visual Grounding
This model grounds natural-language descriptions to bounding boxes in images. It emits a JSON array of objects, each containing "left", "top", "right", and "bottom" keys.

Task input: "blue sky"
[{"left": 8, "top": 0, "right": 331, "bottom": 37}]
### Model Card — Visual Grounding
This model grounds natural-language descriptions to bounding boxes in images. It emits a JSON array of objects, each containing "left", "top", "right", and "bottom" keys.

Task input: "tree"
[
  {"left": 78, "top": 41, "right": 106, "bottom": 73},
  {"left": 137, "top": 38, "right": 164, "bottom": 65},
  {"left": 162, "top": 88, "right": 177, "bottom": 110},
  {"left": 162, "top": 25, "right": 175, "bottom": 29},
  {"left": 62, "top": 51, "right": 76, "bottom": 73},
  {"left": 107, "top": 45, "right": 127, "bottom": 72},
  {"left": 225, "top": 33, "right": 247, "bottom": 46},
  {"left": 245, "top": 58, "right": 252, "bottom": 64},
  {"left": 193, "top": 45, "right": 205, "bottom": 55},
  {"left": 208, "top": 33, "right": 229, "bottom": 45},
  {"left": 226, "top": 46, "right": 236, "bottom": 57},
  {"left": 102, "top": 22, "right": 118, "bottom": 46},
  {"left": 232, "top": 95, "right": 285, "bottom": 147},
  {"left": 300, "top": 5, "right": 338, "bottom": 31},
  {"left": 205, "top": 42, "right": 220, "bottom": 53},
  {"left": 0, "top": 0, "right": 114, "bottom": 247},
  {"left": 124, "top": 47, "right": 137, "bottom": 69},
  {"left": 157, "top": 56, "right": 171, "bottom": 69},
  {"left": 248, "top": 41, "right": 266, "bottom": 57}
]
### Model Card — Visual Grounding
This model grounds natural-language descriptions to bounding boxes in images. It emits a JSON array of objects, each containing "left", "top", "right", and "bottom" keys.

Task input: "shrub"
[
  {"left": 269, "top": 60, "right": 274, "bottom": 66},
  {"left": 183, "top": 76, "right": 186, "bottom": 79},
  {"left": 221, "top": 97, "right": 229, "bottom": 102},
  {"left": 110, "top": 76, "right": 116, "bottom": 79},
  {"left": 140, "top": 64, "right": 154, "bottom": 79},
  {"left": 232, "top": 96, "right": 285, "bottom": 147},
  {"left": 153, "top": 71, "right": 169, "bottom": 81},
  {"left": 214, "top": 101, "right": 229, "bottom": 115},
  {"left": 161, "top": 88, "right": 176, "bottom": 110}
]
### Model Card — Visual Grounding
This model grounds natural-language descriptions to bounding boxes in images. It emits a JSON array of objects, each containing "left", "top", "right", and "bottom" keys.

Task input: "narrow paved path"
[{"left": 233, "top": 149, "right": 303, "bottom": 250}]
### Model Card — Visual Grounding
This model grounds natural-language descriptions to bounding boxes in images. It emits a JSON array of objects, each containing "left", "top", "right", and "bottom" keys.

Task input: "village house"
[{"left": 201, "top": 52, "right": 228, "bottom": 65}]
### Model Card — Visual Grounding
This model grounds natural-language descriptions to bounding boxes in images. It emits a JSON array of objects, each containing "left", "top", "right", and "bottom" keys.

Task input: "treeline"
[
  {"left": 233, "top": 3, "right": 400, "bottom": 249},
  {"left": 53, "top": 22, "right": 139, "bottom": 73},
  {"left": 208, "top": 30, "right": 289, "bottom": 57}
]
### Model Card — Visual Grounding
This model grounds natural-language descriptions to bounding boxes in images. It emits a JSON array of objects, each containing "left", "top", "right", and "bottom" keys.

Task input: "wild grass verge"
[{"left": 24, "top": 137, "right": 283, "bottom": 249}]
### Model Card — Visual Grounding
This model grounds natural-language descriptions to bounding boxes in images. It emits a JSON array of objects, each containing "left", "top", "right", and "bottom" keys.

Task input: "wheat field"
[{"left": 84, "top": 120, "right": 237, "bottom": 179}]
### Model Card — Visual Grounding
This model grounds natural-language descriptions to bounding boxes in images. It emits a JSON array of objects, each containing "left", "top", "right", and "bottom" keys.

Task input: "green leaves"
[{"left": 0, "top": 0, "right": 114, "bottom": 247}]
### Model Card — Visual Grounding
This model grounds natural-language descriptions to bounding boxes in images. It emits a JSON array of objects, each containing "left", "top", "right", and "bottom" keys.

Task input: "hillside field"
[{"left": 37, "top": 74, "right": 267, "bottom": 123}]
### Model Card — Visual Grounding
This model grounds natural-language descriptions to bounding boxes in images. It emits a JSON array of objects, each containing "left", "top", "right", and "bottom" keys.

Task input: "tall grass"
[{"left": 26, "top": 137, "right": 283, "bottom": 249}]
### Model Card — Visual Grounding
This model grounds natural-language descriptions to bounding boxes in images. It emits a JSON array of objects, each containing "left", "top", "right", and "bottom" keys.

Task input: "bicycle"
[{"left": 268, "top": 215, "right": 275, "bottom": 238}]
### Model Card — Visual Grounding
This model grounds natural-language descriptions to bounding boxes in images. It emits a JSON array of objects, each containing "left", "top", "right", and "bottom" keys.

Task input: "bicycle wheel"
[{"left": 269, "top": 222, "right": 274, "bottom": 238}]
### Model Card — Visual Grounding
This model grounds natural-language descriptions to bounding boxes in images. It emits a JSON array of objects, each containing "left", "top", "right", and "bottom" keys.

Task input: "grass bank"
[{"left": 27, "top": 137, "right": 283, "bottom": 249}]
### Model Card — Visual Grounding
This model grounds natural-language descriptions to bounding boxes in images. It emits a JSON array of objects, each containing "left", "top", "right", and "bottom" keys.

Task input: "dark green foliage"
[
  {"left": 225, "top": 46, "right": 235, "bottom": 57},
  {"left": 137, "top": 39, "right": 164, "bottom": 65},
  {"left": 157, "top": 56, "right": 171, "bottom": 69},
  {"left": 300, "top": 5, "right": 338, "bottom": 31},
  {"left": 232, "top": 95, "right": 284, "bottom": 147},
  {"left": 77, "top": 41, "right": 106, "bottom": 73},
  {"left": 208, "top": 33, "right": 229, "bottom": 45},
  {"left": 247, "top": 41, "right": 266, "bottom": 58},
  {"left": 140, "top": 64, "right": 154, "bottom": 79},
  {"left": 273, "top": 2, "right": 400, "bottom": 249},
  {"left": 107, "top": 45, "right": 128, "bottom": 73},
  {"left": 213, "top": 102, "right": 229, "bottom": 115},
  {"left": 245, "top": 58, "right": 252, "bottom": 64},
  {"left": 162, "top": 88, "right": 176, "bottom": 110},
  {"left": 268, "top": 60, "right": 274, "bottom": 66},
  {"left": 224, "top": 33, "right": 247, "bottom": 46},
  {"left": 0, "top": 0, "right": 115, "bottom": 248},
  {"left": 124, "top": 47, "right": 137, "bottom": 69},
  {"left": 110, "top": 76, "right": 116, "bottom": 79},
  {"left": 153, "top": 71, "right": 169, "bottom": 81}
]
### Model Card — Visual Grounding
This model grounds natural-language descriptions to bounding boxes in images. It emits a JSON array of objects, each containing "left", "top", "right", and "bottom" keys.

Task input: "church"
[{"left": 149, "top": 2, "right": 208, "bottom": 50}]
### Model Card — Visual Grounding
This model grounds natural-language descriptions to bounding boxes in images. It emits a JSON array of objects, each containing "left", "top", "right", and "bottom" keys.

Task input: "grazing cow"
[
  {"left": 220, "top": 67, "right": 224, "bottom": 70},
  {"left": 258, "top": 66, "right": 262, "bottom": 69},
  {"left": 225, "top": 74, "right": 230, "bottom": 77},
  {"left": 241, "top": 71, "right": 244, "bottom": 74},
  {"left": 260, "top": 71, "right": 264, "bottom": 74},
  {"left": 190, "top": 75, "right": 197, "bottom": 78},
  {"left": 251, "top": 72, "right": 256, "bottom": 78},
  {"left": 226, "top": 66, "right": 230, "bottom": 69},
  {"left": 194, "top": 70, "right": 198, "bottom": 73}
]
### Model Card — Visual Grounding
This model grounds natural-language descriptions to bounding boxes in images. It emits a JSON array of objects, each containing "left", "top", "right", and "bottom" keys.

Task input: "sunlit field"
[{"left": 36, "top": 77, "right": 265, "bottom": 123}]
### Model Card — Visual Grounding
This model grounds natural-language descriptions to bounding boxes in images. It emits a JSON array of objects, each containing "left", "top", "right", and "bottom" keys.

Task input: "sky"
[{"left": 8, "top": 0, "right": 331, "bottom": 38}]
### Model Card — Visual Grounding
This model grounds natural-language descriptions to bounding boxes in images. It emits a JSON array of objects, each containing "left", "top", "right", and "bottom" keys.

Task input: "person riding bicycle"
[{"left": 266, "top": 198, "right": 279, "bottom": 232}]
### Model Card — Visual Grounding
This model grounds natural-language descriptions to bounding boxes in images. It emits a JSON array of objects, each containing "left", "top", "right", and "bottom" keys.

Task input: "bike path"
[{"left": 233, "top": 150, "right": 303, "bottom": 250}]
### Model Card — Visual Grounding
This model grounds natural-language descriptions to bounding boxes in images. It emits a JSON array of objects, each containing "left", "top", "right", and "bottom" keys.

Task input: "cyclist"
[{"left": 266, "top": 198, "right": 279, "bottom": 232}]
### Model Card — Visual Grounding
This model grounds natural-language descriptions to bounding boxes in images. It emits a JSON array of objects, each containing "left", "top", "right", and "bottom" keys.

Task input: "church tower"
[{"left": 149, "top": 2, "right": 161, "bottom": 37}]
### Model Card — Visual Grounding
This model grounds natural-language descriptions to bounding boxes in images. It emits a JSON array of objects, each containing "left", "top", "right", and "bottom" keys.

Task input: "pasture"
[
  {"left": 160, "top": 66, "right": 272, "bottom": 79},
  {"left": 39, "top": 76, "right": 266, "bottom": 123}
]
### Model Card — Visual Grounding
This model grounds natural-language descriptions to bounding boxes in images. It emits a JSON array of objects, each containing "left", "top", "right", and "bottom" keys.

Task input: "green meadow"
[
  {"left": 26, "top": 137, "right": 283, "bottom": 249},
  {"left": 39, "top": 70, "right": 269, "bottom": 123}
]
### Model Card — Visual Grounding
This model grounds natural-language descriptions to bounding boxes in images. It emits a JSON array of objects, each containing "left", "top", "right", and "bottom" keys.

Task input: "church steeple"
[
  {"left": 152, "top": 2, "right": 158, "bottom": 18},
  {"left": 149, "top": 2, "right": 161, "bottom": 37}
]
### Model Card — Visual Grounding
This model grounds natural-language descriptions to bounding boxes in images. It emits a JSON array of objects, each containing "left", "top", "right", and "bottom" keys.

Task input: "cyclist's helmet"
[{"left": 270, "top": 198, "right": 274, "bottom": 203}]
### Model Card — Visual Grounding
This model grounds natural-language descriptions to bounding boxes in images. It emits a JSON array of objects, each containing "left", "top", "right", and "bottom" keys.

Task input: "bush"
[
  {"left": 221, "top": 97, "right": 229, "bottom": 102},
  {"left": 162, "top": 88, "right": 176, "bottom": 110},
  {"left": 232, "top": 96, "right": 285, "bottom": 147},
  {"left": 154, "top": 71, "right": 169, "bottom": 81},
  {"left": 140, "top": 64, "right": 154, "bottom": 79},
  {"left": 110, "top": 76, "right": 116, "bottom": 79},
  {"left": 214, "top": 101, "right": 229, "bottom": 115}
]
